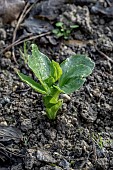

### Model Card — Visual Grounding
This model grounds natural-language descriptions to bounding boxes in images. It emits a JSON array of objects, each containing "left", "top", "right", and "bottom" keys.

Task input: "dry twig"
[
  {"left": 2, "top": 31, "right": 51, "bottom": 54},
  {"left": 95, "top": 45, "right": 113, "bottom": 64},
  {"left": 12, "top": 2, "right": 30, "bottom": 64},
  {"left": 12, "top": 0, "right": 39, "bottom": 63}
]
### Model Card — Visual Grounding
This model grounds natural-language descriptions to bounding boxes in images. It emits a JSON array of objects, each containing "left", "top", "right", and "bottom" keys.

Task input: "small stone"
[
  {"left": 0, "top": 40, "right": 5, "bottom": 48},
  {"left": 13, "top": 85, "right": 18, "bottom": 92},
  {"left": 11, "top": 20, "right": 17, "bottom": 27},
  {"left": 0, "top": 96, "right": 10, "bottom": 105},
  {"left": 36, "top": 149, "right": 56, "bottom": 163},
  {"left": 85, "top": 161, "right": 93, "bottom": 169},
  {"left": 0, "top": 28, "right": 6, "bottom": 39},
  {"left": 61, "top": 94, "right": 71, "bottom": 101},
  {"left": 5, "top": 51, "right": 12, "bottom": 58},
  {"left": 59, "top": 158, "right": 70, "bottom": 169},
  {"left": 0, "top": 121, "right": 8, "bottom": 126},
  {"left": 104, "top": 103, "right": 111, "bottom": 111},
  {"left": 108, "top": 87, "right": 113, "bottom": 92},
  {"left": 93, "top": 88, "right": 101, "bottom": 97}
]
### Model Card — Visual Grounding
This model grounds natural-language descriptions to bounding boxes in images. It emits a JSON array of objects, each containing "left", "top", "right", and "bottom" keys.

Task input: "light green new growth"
[
  {"left": 53, "top": 21, "right": 79, "bottom": 39},
  {"left": 17, "top": 44, "right": 95, "bottom": 120}
]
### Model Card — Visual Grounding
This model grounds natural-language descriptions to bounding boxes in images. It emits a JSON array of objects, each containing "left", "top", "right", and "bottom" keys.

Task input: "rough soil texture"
[{"left": 0, "top": 1, "right": 113, "bottom": 170}]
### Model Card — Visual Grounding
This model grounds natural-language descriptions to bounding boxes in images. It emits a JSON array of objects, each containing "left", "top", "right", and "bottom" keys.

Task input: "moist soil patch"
[{"left": 0, "top": 1, "right": 113, "bottom": 170}]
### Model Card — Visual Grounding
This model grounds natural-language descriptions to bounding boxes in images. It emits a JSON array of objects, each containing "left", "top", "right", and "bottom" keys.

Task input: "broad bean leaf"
[
  {"left": 53, "top": 85, "right": 64, "bottom": 93},
  {"left": 28, "top": 44, "right": 51, "bottom": 81},
  {"left": 45, "top": 60, "right": 62, "bottom": 86},
  {"left": 59, "top": 77, "right": 86, "bottom": 94},
  {"left": 44, "top": 76, "right": 55, "bottom": 87},
  {"left": 60, "top": 55, "right": 94, "bottom": 73},
  {"left": 45, "top": 100, "right": 63, "bottom": 120},
  {"left": 44, "top": 87, "right": 61, "bottom": 104},
  {"left": 17, "top": 72, "right": 47, "bottom": 94},
  {"left": 59, "top": 64, "right": 91, "bottom": 87},
  {"left": 50, "top": 60, "right": 62, "bottom": 82},
  {"left": 59, "top": 55, "right": 95, "bottom": 94}
]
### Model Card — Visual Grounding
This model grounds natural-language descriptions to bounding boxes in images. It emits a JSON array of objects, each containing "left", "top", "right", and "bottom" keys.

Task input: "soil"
[{"left": 0, "top": 0, "right": 113, "bottom": 170}]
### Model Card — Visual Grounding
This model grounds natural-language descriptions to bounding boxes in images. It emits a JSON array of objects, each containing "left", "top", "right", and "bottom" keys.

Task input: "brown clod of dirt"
[{"left": 0, "top": 0, "right": 25, "bottom": 23}]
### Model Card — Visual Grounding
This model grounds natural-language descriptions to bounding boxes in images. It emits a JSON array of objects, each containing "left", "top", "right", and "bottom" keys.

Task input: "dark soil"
[{"left": 0, "top": 0, "right": 113, "bottom": 170}]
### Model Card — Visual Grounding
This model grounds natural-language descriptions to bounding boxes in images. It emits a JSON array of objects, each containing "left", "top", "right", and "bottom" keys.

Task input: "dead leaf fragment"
[
  {"left": 31, "top": 0, "right": 66, "bottom": 20},
  {"left": 91, "top": 1, "right": 113, "bottom": 17},
  {"left": 21, "top": 17, "right": 53, "bottom": 34},
  {"left": 0, "top": 126, "right": 23, "bottom": 144},
  {"left": 0, "top": 0, "right": 25, "bottom": 23}
]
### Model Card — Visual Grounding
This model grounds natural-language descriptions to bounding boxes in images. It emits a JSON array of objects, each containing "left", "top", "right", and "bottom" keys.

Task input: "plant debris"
[
  {"left": 91, "top": 1, "right": 113, "bottom": 17},
  {"left": 0, "top": 126, "right": 23, "bottom": 144},
  {"left": 0, "top": 0, "right": 25, "bottom": 23}
]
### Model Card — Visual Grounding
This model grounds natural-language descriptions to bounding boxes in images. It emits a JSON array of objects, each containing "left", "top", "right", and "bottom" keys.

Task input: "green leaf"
[
  {"left": 20, "top": 42, "right": 31, "bottom": 64},
  {"left": 44, "top": 76, "right": 55, "bottom": 87},
  {"left": 59, "top": 64, "right": 92, "bottom": 88},
  {"left": 44, "top": 60, "right": 62, "bottom": 86},
  {"left": 28, "top": 44, "right": 51, "bottom": 81},
  {"left": 56, "top": 32, "right": 64, "bottom": 37},
  {"left": 43, "top": 87, "right": 62, "bottom": 105},
  {"left": 44, "top": 94, "right": 59, "bottom": 105},
  {"left": 17, "top": 72, "right": 47, "bottom": 94},
  {"left": 66, "top": 30, "right": 71, "bottom": 34},
  {"left": 52, "top": 29, "right": 59, "bottom": 34},
  {"left": 53, "top": 85, "right": 64, "bottom": 93},
  {"left": 59, "top": 55, "right": 95, "bottom": 94},
  {"left": 43, "top": 89, "right": 63, "bottom": 119},
  {"left": 51, "top": 60, "right": 62, "bottom": 82},
  {"left": 70, "top": 25, "right": 79, "bottom": 29},
  {"left": 56, "top": 22, "right": 63, "bottom": 27},
  {"left": 45, "top": 100, "right": 63, "bottom": 120},
  {"left": 60, "top": 55, "right": 95, "bottom": 73},
  {"left": 59, "top": 77, "right": 86, "bottom": 94}
]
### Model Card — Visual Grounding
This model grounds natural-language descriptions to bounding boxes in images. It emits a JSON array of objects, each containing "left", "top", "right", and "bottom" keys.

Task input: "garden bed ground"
[{"left": 0, "top": 0, "right": 113, "bottom": 169}]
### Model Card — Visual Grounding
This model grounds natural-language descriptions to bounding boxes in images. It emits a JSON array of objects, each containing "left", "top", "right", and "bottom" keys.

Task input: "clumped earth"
[{"left": 0, "top": 0, "right": 113, "bottom": 169}]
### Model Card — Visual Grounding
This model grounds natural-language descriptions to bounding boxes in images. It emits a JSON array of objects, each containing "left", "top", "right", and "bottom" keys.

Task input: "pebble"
[
  {"left": 0, "top": 28, "right": 6, "bottom": 39},
  {"left": 108, "top": 87, "right": 113, "bottom": 92},
  {"left": 5, "top": 51, "right": 12, "bottom": 58},
  {"left": 36, "top": 149, "right": 56, "bottom": 163},
  {"left": 61, "top": 94, "right": 71, "bottom": 101},
  {"left": 0, "top": 121, "right": 8, "bottom": 126},
  {"left": 93, "top": 88, "right": 101, "bottom": 97},
  {"left": 59, "top": 158, "right": 70, "bottom": 169},
  {"left": 0, "top": 40, "right": 5, "bottom": 48},
  {"left": 104, "top": 103, "right": 112, "bottom": 111}
]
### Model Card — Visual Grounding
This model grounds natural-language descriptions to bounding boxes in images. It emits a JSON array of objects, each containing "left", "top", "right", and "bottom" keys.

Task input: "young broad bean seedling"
[{"left": 17, "top": 44, "right": 94, "bottom": 120}]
